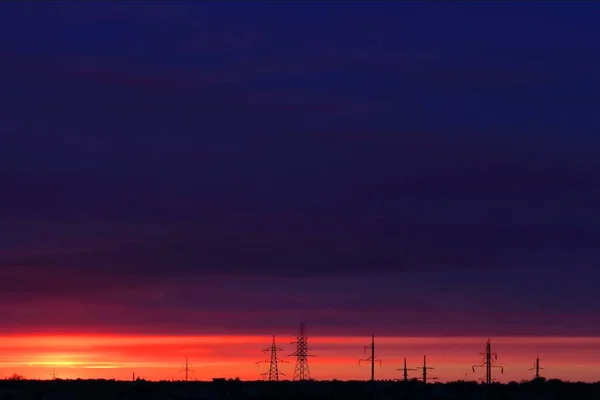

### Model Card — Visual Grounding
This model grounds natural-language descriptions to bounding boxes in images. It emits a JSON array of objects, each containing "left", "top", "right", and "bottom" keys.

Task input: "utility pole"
[
  {"left": 396, "top": 358, "right": 416, "bottom": 383},
  {"left": 289, "top": 323, "right": 314, "bottom": 381},
  {"left": 417, "top": 355, "right": 437, "bottom": 384},
  {"left": 50, "top": 369, "right": 58, "bottom": 380},
  {"left": 472, "top": 338, "right": 503, "bottom": 384},
  {"left": 179, "top": 357, "right": 195, "bottom": 381},
  {"left": 257, "top": 335, "right": 288, "bottom": 381},
  {"left": 359, "top": 335, "right": 381, "bottom": 381},
  {"left": 529, "top": 356, "right": 544, "bottom": 380}
]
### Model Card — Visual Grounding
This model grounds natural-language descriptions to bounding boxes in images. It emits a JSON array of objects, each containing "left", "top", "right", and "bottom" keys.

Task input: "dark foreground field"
[{"left": 0, "top": 378, "right": 598, "bottom": 400}]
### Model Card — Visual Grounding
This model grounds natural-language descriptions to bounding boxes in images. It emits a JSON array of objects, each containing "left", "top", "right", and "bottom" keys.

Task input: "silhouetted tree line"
[{"left": 0, "top": 377, "right": 598, "bottom": 399}]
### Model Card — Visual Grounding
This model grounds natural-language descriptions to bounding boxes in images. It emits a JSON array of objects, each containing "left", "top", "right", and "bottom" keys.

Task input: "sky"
[{"left": 0, "top": 2, "right": 599, "bottom": 382}]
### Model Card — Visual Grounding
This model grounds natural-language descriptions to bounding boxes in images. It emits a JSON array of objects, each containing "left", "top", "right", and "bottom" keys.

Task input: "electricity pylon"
[
  {"left": 50, "top": 369, "right": 58, "bottom": 380},
  {"left": 529, "top": 356, "right": 544, "bottom": 380},
  {"left": 472, "top": 338, "right": 503, "bottom": 384},
  {"left": 359, "top": 334, "right": 381, "bottom": 381},
  {"left": 396, "top": 358, "right": 416, "bottom": 383},
  {"left": 257, "top": 335, "right": 288, "bottom": 381},
  {"left": 417, "top": 355, "right": 437, "bottom": 384},
  {"left": 179, "top": 357, "right": 195, "bottom": 381},
  {"left": 289, "top": 323, "right": 314, "bottom": 381}
]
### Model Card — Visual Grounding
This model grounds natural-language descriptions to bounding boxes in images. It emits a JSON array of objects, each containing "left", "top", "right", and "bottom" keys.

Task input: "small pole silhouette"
[
  {"left": 289, "top": 323, "right": 314, "bottom": 381},
  {"left": 418, "top": 355, "right": 437, "bottom": 384},
  {"left": 472, "top": 338, "right": 503, "bottom": 384},
  {"left": 179, "top": 357, "right": 195, "bottom": 381},
  {"left": 359, "top": 334, "right": 381, "bottom": 381},
  {"left": 256, "top": 335, "right": 288, "bottom": 381},
  {"left": 396, "top": 358, "right": 416, "bottom": 383},
  {"left": 529, "top": 356, "right": 544, "bottom": 380}
]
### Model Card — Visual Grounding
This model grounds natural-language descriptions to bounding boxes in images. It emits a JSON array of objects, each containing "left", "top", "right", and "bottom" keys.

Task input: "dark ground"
[{"left": 0, "top": 378, "right": 598, "bottom": 400}]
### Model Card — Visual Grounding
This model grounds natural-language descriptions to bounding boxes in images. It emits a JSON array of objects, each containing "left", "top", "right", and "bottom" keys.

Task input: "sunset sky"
[
  {"left": 2, "top": 335, "right": 600, "bottom": 383},
  {"left": 0, "top": 3, "right": 599, "bottom": 383}
]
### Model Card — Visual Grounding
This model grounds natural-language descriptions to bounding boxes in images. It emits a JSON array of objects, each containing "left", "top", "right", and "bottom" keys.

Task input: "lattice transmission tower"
[
  {"left": 529, "top": 356, "right": 544, "bottom": 380},
  {"left": 256, "top": 335, "right": 288, "bottom": 381},
  {"left": 179, "top": 357, "right": 196, "bottom": 382},
  {"left": 289, "top": 323, "right": 314, "bottom": 381},
  {"left": 418, "top": 355, "right": 437, "bottom": 384},
  {"left": 396, "top": 358, "right": 416, "bottom": 383},
  {"left": 472, "top": 338, "right": 503, "bottom": 384},
  {"left": 179, "top": 357, "right": 195, "bottom": 381},
  {"left": 359, "top": 334, "right": 381, "bottom": 381}
]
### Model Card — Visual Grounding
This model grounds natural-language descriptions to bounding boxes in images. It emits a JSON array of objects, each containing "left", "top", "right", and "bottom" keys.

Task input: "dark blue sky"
[{"left": 0, "top": 2, "right": 599, "bottom": 336}]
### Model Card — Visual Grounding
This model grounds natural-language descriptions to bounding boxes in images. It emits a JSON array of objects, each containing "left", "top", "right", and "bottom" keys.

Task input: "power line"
[
  {"left": 472, "top": 338, "right": 503, "bottom": 384},
  {"left": 417, "top": 355, "right": 437, "bottom": 384},
  {"left": 289, "top": 323, "right": 314, "bottom": 381},
  {"left": 359, "top": 334, "right": 381, "bottom": 381},
  {"left": 256, "top": 335, "right": 288, "bottom": 381},
  {"left": 529, "top": 356, "right": 544, "bottom": 380},
  {"left": 179, "top": 357, "right": 195, "bottom": 382},
  {"left": 396, "top": 358, "right": 416, "bottom": 383}
]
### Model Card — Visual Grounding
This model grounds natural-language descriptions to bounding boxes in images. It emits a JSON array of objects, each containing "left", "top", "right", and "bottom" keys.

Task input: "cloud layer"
[{"left": 0, "top": 3, "right": 599, "bottom": 335}]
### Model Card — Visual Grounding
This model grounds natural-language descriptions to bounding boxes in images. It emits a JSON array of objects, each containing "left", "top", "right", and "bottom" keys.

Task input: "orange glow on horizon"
[{"left": 0, "top": 334, "right": 598, "bottom": 382}]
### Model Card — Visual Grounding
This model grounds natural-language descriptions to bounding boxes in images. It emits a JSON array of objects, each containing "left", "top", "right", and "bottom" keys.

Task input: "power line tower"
[
  {"left": 179, "top": 357, "right": 195, "bottom": 381},
  {"left": 396, "top": 358, "right": 416, "bottom": 383},
  {"left": 417, "top": 355, "right": 437, "bottom": 384},
  {"left": 529, "top": 356, "right": 544, "bottom": 380},
  {"left": 289, "top": 322, "right": 314, "bottom": 381},
  {"left": 472, "top": 338, "right": 503, "bottom": 384},
  {"left": 50, "top": 369, "right": 58, "bottom": 380},
  {"left": 359, "top": 334, "right": 381, "bottom": 381},
  {"left": 256, "top": 335, "right": 288, "bottom": 381}
]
